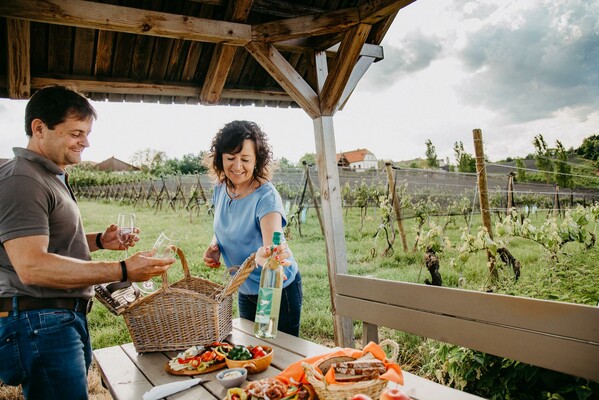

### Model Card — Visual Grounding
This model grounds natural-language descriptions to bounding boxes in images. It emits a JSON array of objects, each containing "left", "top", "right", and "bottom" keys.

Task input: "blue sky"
[{"left": 1, "top": 0, "right": 598, "bottom": 165}]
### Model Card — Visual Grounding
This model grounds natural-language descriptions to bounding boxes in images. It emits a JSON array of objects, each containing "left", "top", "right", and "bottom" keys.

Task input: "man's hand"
[{"left": 100, "top": 224, "right": 140, "bottom": 251}]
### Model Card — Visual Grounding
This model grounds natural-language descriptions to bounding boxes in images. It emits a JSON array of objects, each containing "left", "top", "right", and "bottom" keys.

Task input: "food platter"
[
  {"left": 165, "top": 342, "right": 232, "bottom": 376},
  {"left": 165, "top": 360, "right": 226, "bottom": 376}
]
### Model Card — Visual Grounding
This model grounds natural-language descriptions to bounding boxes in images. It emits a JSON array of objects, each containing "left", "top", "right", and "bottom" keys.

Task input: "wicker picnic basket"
[
  {"left": 116, "top": 247, "right": 255, "bottom": 353},
  {"left": 301, "top": 339, "right": 400, "bottom": 400}
]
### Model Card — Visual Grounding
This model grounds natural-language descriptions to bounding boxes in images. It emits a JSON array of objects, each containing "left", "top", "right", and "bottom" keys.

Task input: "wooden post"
[
  {"left": 304, "top": 162, "right": 325, "bottom": 236},
  {"left": 313, "top": 50, "right": 354, "bottom": 348},
  {"left": 384, "top": 162, "right": 409, "bottom": 252},
  {"left": 506, "top": 172, "right": 515, "bottom": 213},
  {"left": 554, "top": 185, "right": 560, "bottom": 216},
  {"left": 473, "top": 129, "right": 497, "bottom": 279}
]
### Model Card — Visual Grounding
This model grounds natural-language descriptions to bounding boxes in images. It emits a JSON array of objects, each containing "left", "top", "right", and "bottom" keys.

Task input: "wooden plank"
[
  {"left": 320, "top": 23, "right": 371, "bottom": 115},
  {"left": 335, "top": 295, "right": 599, "bottom": 381},
  {"left": 245, "top": 41, "right": 320, "bottom": 118},
  {"left": 336, "top": 275, "right": 599, "bottom": 342},
  {"left": 94, "top": 29, "right": 115, "bottom": 77},
  {"left": 200, "top": 0, "right": 253, "bottom": 104},
  {"left": 120, "top": 343, "right": 218, "bottom": 400},
  {"left": 402, "top": 372, "right": 484, "bottom": 400},
  {"left": 6, "top": 18, "right": 30, "bottom": 99},
  {"left": 337, "top": 55, "right": 375, "bottom": 111},
  {"left": 92, "top": 345, "right": 152, "bottom": 400},
  {"left": 0, "top": 0, "right": 251, "bottom": 45},
  {"left": 252, "top": 8, "right": 359, "bottom": 43},
  {"left": 359, "top": 0, "right": 418, "bottom": 25},
  {"left": 72, "top": 27, "right": 96, "bottom": 75},
  {"left": 48, "top": 25, "right": 72, "bottom": 74},
  {"left": 233, "top": 318, "right": 333, "bottom": 359}
]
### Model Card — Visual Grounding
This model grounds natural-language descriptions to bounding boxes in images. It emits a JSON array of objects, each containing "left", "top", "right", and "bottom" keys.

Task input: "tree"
[
  {"left": 576, "top": 134, "right": 599, "bottom": 161},
  {"left": 453, "top": 141, "right": 476, "bottom": 172},
  {"left": 425, "top": 139, "right": 439, "bottom": 168},
  {"left": 131, "top": 148, "right": 167, "bottom": 175},
  {"left": 165, "top": 152, "right": 207, "bottom": 175},
  {"left": 532, "top": 134, "right": 554, "bottom": 183},
  {"left": 515, "top": 158, "right": 526, "bottom": 182},
  {"left": 299, "top": 153, "right": 317, "bottom": 166},
  {"left": 554, "top": 140, "right": 572, "bottom": 188},
  {"left": 278, "top": 157, "right": 296, "bottom": 170}
]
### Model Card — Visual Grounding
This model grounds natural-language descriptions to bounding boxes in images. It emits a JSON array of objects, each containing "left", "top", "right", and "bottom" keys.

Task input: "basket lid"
[{"left": 216, "top": 252, "right": 257, "bottom": 302}]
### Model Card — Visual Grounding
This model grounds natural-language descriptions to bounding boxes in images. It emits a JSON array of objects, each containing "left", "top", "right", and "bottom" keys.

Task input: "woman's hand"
[
  {"left": 101, "top": 224, "right": 140, "bottom": 251},
  {"left": 255, "top": 242, "right": 292, "bottom": 267},
  {"left": 203, "top": 243, "right": 221, "bottom": 268}
]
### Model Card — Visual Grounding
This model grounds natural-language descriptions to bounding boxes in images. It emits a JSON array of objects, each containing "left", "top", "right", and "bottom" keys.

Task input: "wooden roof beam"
[
  {"left": 6, "top": 18, "right": 31, "bottom": 99},
  {"left": 319, "top": 24, "right": 371, "bottom": 116},
  {"left": 251, "top": 0, "right": 414, "bottom": 44},
  {"left": 0, "top": 0, "right": 251, "bottom": 45},
  {"left": 28, "top": 76, "right": 292, "bottom": 102},
  {"left": 245, "top": 42, "right": 320, "bottom": 119},
  {"left": 200, "top": 0, "right": 254, "bottom": 104}
]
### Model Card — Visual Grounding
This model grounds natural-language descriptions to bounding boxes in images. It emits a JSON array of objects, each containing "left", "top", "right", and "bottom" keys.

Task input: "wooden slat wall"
[{"left": 335, "top": 274, "right": 599, "bottom": 381}]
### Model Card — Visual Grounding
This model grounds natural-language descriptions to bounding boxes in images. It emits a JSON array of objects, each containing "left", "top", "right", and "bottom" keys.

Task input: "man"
[{"left": 0, "top": 85, "right": 175, "bottom": 399}]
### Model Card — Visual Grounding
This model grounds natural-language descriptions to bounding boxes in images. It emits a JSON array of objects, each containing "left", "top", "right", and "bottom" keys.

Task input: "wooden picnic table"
[{"left": 93, "top": 318, "right": 484, "bottom": 400}]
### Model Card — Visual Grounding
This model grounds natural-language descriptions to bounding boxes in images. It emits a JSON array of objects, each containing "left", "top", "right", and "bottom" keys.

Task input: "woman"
[{"left": 203, "top": 120, "right": 302, "bottom": 336}]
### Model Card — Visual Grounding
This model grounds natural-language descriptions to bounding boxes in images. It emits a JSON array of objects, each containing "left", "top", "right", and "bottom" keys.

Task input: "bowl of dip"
[{"left": 216, "top": 367, "right": 247, "bottom": 388}]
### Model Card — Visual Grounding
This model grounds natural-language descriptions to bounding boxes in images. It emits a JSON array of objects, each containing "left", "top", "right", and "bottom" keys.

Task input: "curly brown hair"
[{"left": 207, "top": 120, "right": 273, "bottom": 186}]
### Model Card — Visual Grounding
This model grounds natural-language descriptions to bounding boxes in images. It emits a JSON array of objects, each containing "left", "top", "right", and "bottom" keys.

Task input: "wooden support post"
[
  {"left": 473, "top": 129, "right": 497, "bottom": 280},
  {"left": 506, "top": 173, "right": 515, "bottom": 213},
  {"left": 304, "top": 163, "right": 325, "bottom": 236},
  {"left": 313, "top": 50, "right": 354, "bottom": 348},
  {"left": 384, "top": 162, "right": 408, "bottom": 252},
  {"left": 554, "top": 185, "right": 561, "bottom": 216}
]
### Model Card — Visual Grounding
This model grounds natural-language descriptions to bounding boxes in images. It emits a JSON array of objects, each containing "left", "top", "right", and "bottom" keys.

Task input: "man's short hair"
[{"left": 25, "top": 85, "right": 97, "bottom": 136}]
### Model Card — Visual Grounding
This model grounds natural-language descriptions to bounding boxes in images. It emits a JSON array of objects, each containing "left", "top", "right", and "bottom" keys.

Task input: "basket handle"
[
  {"left": 301, "top": 361, "right": 325, "bottom": 382},
  {"left": 378, "top": 339, "right": 399, "bottom": 363},
  {"left": 157, "top": 246, "right": 189, "bottom": 292}
]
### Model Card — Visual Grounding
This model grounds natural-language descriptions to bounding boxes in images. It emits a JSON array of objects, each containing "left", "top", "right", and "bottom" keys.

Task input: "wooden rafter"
[
  {"left": 0, "top": 0, "right": 251, "bottom": 45},
  {"left": 320, "top": 24, "right": 371, "bottom": 116},
  {"left": 6, "top": 18, "right": 30, "bottom": 98},
  {"left": 28, "top": 77, "right": 292, "bottom": 103},
  {"left": 245, "top": 42, "right": 320, "bottom": 118},
  {"left": 201, "top": 0, "right": 254, "bottom": 104}
]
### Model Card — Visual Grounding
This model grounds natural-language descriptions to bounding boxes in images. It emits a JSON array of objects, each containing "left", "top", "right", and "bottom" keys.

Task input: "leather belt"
[{"left": 0, "top": 296, "right": 93, "bottom": 315}]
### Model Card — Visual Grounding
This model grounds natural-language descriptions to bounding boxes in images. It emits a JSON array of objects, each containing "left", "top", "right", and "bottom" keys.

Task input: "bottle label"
[{"left": 255, "top": 287, "right": 282, "bottom": 323}]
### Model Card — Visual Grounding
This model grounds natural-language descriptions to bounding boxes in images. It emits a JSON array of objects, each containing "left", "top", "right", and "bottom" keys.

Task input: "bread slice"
[
  {"left": 333, "top": 360, "right": 386, "bottom": 375},
  {"left": 333, "top": 370, "right": 381, "bottom": 382},
  {"left": 315, "top": 355, "right": 355, "bottom": 375}
]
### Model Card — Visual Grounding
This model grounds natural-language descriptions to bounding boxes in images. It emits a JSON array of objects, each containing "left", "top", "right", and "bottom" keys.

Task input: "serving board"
[{"left": 165, "top": 361, "right": 226, "bottom": 376}]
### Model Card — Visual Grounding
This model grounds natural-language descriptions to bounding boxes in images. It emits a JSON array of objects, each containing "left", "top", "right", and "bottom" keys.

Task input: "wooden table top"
[{"left": 93, "top": 318, "right": 484, "bottom": 399}]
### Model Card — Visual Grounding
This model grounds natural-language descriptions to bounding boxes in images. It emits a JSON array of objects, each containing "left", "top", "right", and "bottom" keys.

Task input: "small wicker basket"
[
  {"left": 115, "top": 247, "right": 255, "bottom": 353},
  {"left": 301, "top": 339, "right": 399, "bottom": 400}
]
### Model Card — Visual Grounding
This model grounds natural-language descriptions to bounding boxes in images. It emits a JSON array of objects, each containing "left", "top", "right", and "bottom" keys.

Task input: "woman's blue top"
[{"left": 212, "top": 181, "right": 298, "bottom": 295}]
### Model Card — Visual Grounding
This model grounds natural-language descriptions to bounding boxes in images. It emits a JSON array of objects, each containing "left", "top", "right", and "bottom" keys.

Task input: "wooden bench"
[{"left": 335, "top": 274, "right": 599, "bottom": 381}]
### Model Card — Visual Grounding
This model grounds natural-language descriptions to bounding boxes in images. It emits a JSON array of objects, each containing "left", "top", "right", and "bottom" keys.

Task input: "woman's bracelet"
[
  {"left": 95, "top": 232, "right": 104, "bottom": 249},
  {"left": 119, "top": 260, "right": 128, "bottom": 282}
]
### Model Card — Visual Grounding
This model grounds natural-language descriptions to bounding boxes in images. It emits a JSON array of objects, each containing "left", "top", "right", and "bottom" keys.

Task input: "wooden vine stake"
[
  {"left": 473, "top": 129, "right": 497, "bottom": 280},
  {"left": 384, "top": 162, "right": 409, "bottom": 252}
]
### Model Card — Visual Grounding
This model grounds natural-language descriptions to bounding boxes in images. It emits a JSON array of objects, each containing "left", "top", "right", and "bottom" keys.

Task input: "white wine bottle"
[{"left": 254, "top": 231, "right": 284, "bottom": 338}]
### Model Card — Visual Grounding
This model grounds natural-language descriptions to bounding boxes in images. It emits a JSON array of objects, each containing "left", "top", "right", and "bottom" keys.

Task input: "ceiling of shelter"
[{"left": 0, "top": 0, "right": 415, "bottom": 119}]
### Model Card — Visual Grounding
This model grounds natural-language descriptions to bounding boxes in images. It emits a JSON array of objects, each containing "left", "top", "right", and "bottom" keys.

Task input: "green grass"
[{"left": 81, "top": 200, "right": 599, "bottom": 395}]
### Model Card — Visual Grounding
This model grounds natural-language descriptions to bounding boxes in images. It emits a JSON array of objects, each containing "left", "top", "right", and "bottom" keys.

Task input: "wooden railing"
[{"left": 334, "top": 274, "right": 599, "bottom": 381}]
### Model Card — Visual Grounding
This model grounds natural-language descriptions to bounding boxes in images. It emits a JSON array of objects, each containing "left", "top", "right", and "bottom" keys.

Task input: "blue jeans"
[
  {"left": 238, "top": 272, "right": 303, "bottom": 337},
  {"left": 0, "top": 304, "right": 92, "bottom": 400}
]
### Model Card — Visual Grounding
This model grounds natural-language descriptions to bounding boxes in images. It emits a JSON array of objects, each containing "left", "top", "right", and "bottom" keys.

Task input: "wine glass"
[
  {"left": 116, "top": 213, "right": 136, "bottom": 257},
  {"left": 137, "top": 231, "right": 176, "bottom": 294}
]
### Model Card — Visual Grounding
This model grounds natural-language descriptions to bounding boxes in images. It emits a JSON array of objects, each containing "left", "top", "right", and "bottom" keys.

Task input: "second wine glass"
[
  {"left": 138, "top": 231, "right": 176, "bottom": 294},
  {"left": 117, "top": 213, "right": 136, "bottom": 257}
]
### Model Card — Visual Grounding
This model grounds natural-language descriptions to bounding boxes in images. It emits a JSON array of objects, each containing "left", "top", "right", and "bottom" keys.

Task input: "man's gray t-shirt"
[{"left": 0, "top": 147, "right": 92, "bottom": 298}]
